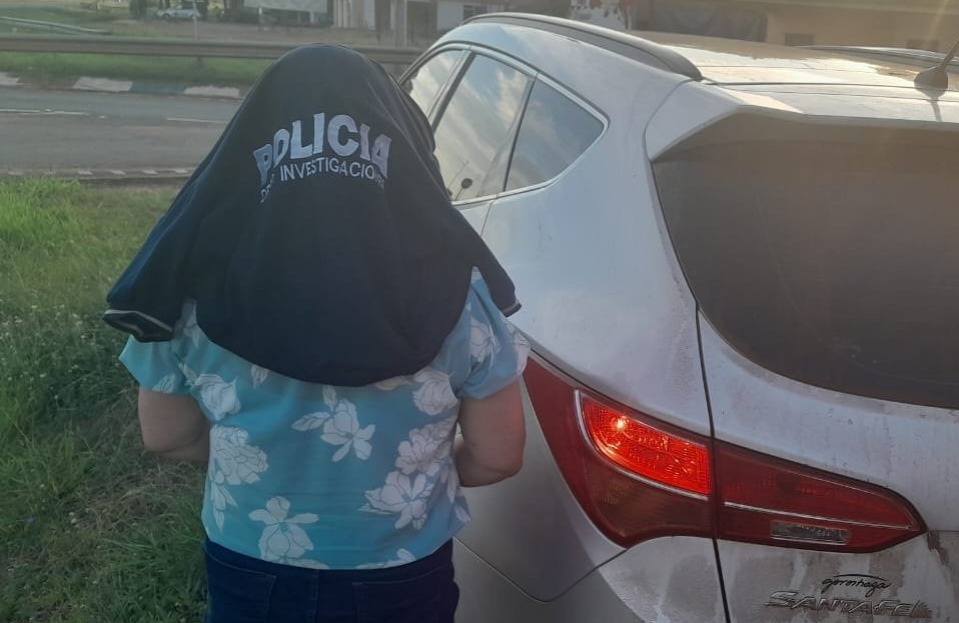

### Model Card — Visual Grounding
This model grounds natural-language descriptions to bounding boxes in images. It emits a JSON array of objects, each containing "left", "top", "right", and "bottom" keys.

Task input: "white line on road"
[
  {"left": 73, "top": 77, "right": 133, "bottom": 93},
  {"left": 6, "top": 171, "right": 23, "bottom": 176},
  {"left": 77, "top": 170, "right": 93, "bottom": 176},
  {"left": 0, "top": 108, "right": 90, "bottom": 117},
  {"left": 165, "top": 117, "right": 224, "bottom": 124},
  {"left": 142, "top": 169, "right": 159, "bottom": 175},
  {"left": 109, "top": 170, "right": 127, "bottom": 176},
  {"left": 173, "top": 168, "right": 189, "bottom": 174}
]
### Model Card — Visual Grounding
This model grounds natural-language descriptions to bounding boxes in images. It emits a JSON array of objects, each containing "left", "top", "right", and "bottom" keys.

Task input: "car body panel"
[
  {"left": 453, "top": 536, "right": 726, "bottom": 623},
  {"left": 699, "top": 316, "right": 959, "bottom": 531},
  {"left": 475, "top": 45, "right": 709, "bottom": 431},
  {"left": 638, "top": 31, "right": 959, "bottom": 91},
  {"left": 455, "top": 198, "right": 493, "bottom": 235},
  {"left": 646, "top": 80, "right": 959, "bottom": 160},
  {"left": 717, "top": 534, "right": 959, "bottom": 622},
  {"left": 457, "top": 386, "right": 623, "bottom": 600}
]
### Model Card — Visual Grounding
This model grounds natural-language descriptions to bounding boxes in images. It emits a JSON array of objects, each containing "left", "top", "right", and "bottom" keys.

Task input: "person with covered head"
[{"left": 104, "top": 45, "right": 528, "bottom": 623}]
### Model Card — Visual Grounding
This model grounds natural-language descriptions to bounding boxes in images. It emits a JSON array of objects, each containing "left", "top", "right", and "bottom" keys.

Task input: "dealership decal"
[
  {"left": 822, "top": 574, "right": 892, "bottom": 598},
  {"left": 765, "top": 574, "right": 933, "bottom": 618}
]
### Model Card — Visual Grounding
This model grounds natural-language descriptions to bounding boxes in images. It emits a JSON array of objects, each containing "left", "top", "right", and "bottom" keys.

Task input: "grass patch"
[
  {"left": 0, "top": 5, "right": 126, "bottom": 25},
  {"left": 0, "top": 5, "right": 126, "bottom": 35},
  {"left": 0, "top": 180, "right": 207, "bottom": 623},
  {"left": 0, "top": 51, "right": 269, "bottom": 85}
]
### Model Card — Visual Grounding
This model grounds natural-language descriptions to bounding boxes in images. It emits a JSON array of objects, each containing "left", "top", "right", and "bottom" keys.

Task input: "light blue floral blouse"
[{"left": 119, "top": 274, "right": 529, "bottom": 570}]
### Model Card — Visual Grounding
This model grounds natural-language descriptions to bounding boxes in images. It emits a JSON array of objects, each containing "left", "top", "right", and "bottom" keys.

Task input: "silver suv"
[{"left": 402, "top": 14, "right": 959, "bottom": 623}]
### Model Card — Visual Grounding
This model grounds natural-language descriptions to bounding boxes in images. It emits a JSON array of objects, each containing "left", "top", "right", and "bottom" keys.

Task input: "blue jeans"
[{"left": 203, "top": 539, "right": 459, "bottom": 623}]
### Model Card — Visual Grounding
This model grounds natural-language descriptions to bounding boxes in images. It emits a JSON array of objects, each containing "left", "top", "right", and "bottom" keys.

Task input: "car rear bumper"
[{"left": 453, "top": 536, "right": 727, "bottom": 623}]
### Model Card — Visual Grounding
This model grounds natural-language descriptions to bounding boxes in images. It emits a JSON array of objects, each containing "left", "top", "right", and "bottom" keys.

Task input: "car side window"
[
  {"left": 404, "top": 50, "right": 465, "bottom": 117},
  {"left": 505, "top": 80, "right": 603, "bottom": 192},
  {"left": 432, "top": 55, "right": 531, "bottom": 203}
]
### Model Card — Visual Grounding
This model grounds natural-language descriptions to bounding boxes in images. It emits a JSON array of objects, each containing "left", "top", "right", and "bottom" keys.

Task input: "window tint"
[
  {"left": 405, "top": 50, "right": 464, "bottom": 116},
  {"left": 433, "top": 55, "right": 530, "bottom": 202},
  {"left": 506, "top": 81, "right": 603, "bottom": 192},
  {"left": 654, "top": 120, "right": 959, "bottom": 409}
]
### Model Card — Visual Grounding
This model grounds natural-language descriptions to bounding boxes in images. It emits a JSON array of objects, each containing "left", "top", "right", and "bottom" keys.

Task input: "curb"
[
  {"left": 0, "top": 71, "right": 247, "bottom": 100},
  {"left": 2, "top": 167, "right": 193, "bottom": 185}
]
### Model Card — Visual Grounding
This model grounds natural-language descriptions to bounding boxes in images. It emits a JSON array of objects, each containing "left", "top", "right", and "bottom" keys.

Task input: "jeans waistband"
[{"left": 203, "top": 538, "right": 453, "bottom": 581}]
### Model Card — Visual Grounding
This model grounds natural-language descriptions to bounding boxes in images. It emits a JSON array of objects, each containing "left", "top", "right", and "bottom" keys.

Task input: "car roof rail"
[
  {"left": 806, "top": 45, "right": 959, "bottom": 70},
  {"left": 464, "top": 12, "right": 703, "bottom": 81}
]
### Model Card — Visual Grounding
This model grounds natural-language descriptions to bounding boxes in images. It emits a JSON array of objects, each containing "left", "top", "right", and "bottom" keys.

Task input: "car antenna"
[{"left": 914, "top": 36, "right": 959, "bottom": 89}]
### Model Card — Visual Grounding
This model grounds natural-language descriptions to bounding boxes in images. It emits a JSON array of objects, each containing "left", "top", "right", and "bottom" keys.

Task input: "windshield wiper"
[{"left": 914, "top": 36, "right": 959, "bottom": 89}]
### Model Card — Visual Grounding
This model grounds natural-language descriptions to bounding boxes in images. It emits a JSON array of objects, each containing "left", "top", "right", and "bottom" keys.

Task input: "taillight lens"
[
  {"left": 715, "top": 442, "right": 924, "bottom": 552},
  {"left": 525, "top": 359, "right": 713, "bottom": 547},
  {"left": 525, "top": 357, "right": 925, "bottom": 552},
  {"left": 580, "top": 394, "right": 711, "bottom": 496}
]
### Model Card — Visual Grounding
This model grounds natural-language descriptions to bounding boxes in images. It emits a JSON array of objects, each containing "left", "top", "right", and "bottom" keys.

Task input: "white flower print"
[
  {"left": 362, "top": 472, "right": 434, "bottom": 530},
  {"left": 291, "top": 411, "right": 330, "bottom": 432},
  {"left": 470, "top": 317, "right": 500, "bottom": 364},
  {"left": 152, "top": 374, "right": 178, "bottom": 394},
  {"left": 507, "top": 323, "right": 530, "bottom": 377},
  {"left": 441, "top": 458, "right": 459, "bottom": 503},
  {"left": 290, "top": 394, "right": 375, "bottom": 462},
  {"left": 454, "top": 494, "right": 471, "bottom": 524},
  {"left": 249, "top": 497, "right": 328, "bottom": 568},
  {"left": 251, "top": 365, "right": 269, "bottom": 388},
  {"left": 181, "top": 304, "right": 202, "bottom": 347},
  {"left": 209, "top": 470, "right": 237, "bottom": 531},
  {"left": 321, "top": 400, "right": 375, "bottom": 462},
  {"left": 395, "top": 419, "right": 455, "bottom": 478},
  {"left": 374, "top": 376, "right": 411, "bottom": 391},
  {"left": 179, "top": 362, "right": 198, "bottom": 386},
  {"left": 194, "top": 374, "right": 241, "bottom": 421},
  {"left": 322, "top": 385, "right": 337, "bottom": 408},
  {"left": 211, "top": 426, "right": 268, "bottom": 486},
  {"left": 355, "top": 549, "right": 416, "bottom": 570},
  {"left": 412, "top": 368, "right": 458, "bottom": 416}
]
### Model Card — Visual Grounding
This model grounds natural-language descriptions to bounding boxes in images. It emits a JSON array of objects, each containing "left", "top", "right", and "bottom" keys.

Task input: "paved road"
[{"left": 0, "top": 87, "right": 238, "bottom": 171}]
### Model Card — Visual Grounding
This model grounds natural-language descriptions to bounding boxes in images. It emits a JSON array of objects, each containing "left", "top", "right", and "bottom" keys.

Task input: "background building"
[{"left": 571, "top": 0, "right": 959, "bottom": 50}]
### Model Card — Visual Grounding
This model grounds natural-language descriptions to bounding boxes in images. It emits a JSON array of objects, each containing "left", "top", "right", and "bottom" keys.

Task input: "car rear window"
[
  {"left": 505, "top": 81, "right": 603, "bottom": 191},
  {"left": 653, "top": 119, "right": 959, "bottom": 409}
]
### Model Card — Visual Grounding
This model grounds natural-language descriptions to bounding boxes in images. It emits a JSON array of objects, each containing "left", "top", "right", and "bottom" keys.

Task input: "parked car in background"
[
  {"left": 156, "top": 5, "right": 199, "bottom": 20},
  {"left": 155, "top": 0, "right": 215, "bottom": 20},
  {"left": 402, "top": 13, "right": 959, "bottom": 623}
]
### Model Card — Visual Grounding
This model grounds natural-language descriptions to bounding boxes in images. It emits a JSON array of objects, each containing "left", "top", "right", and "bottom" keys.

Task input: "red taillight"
[
  {"left": 525, "top": 359, "right": 713, "bottom": 547},
  {"left": 580, "top": 394, "right": 711, "bottom": 496},
  {"left": 715, "top": 443, "right": 924, "bottom": 552},
  {"left": 524, "top": 357, "right": 925, "bottom": 552}
]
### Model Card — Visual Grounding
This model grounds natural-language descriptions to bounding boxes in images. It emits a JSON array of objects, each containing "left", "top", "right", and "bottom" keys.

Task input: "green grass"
[
  {"left": 0, "top": 5, "right": 126, "bottom": 35},
  {"left": 0, "top": 52, "right": 269, "bottom": 85},
  {"left": 0, "top": 180, "right": 207, "bottom": 623},
  {"left": 0, "top": 5, "right": 126, "bottom": 25}
]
